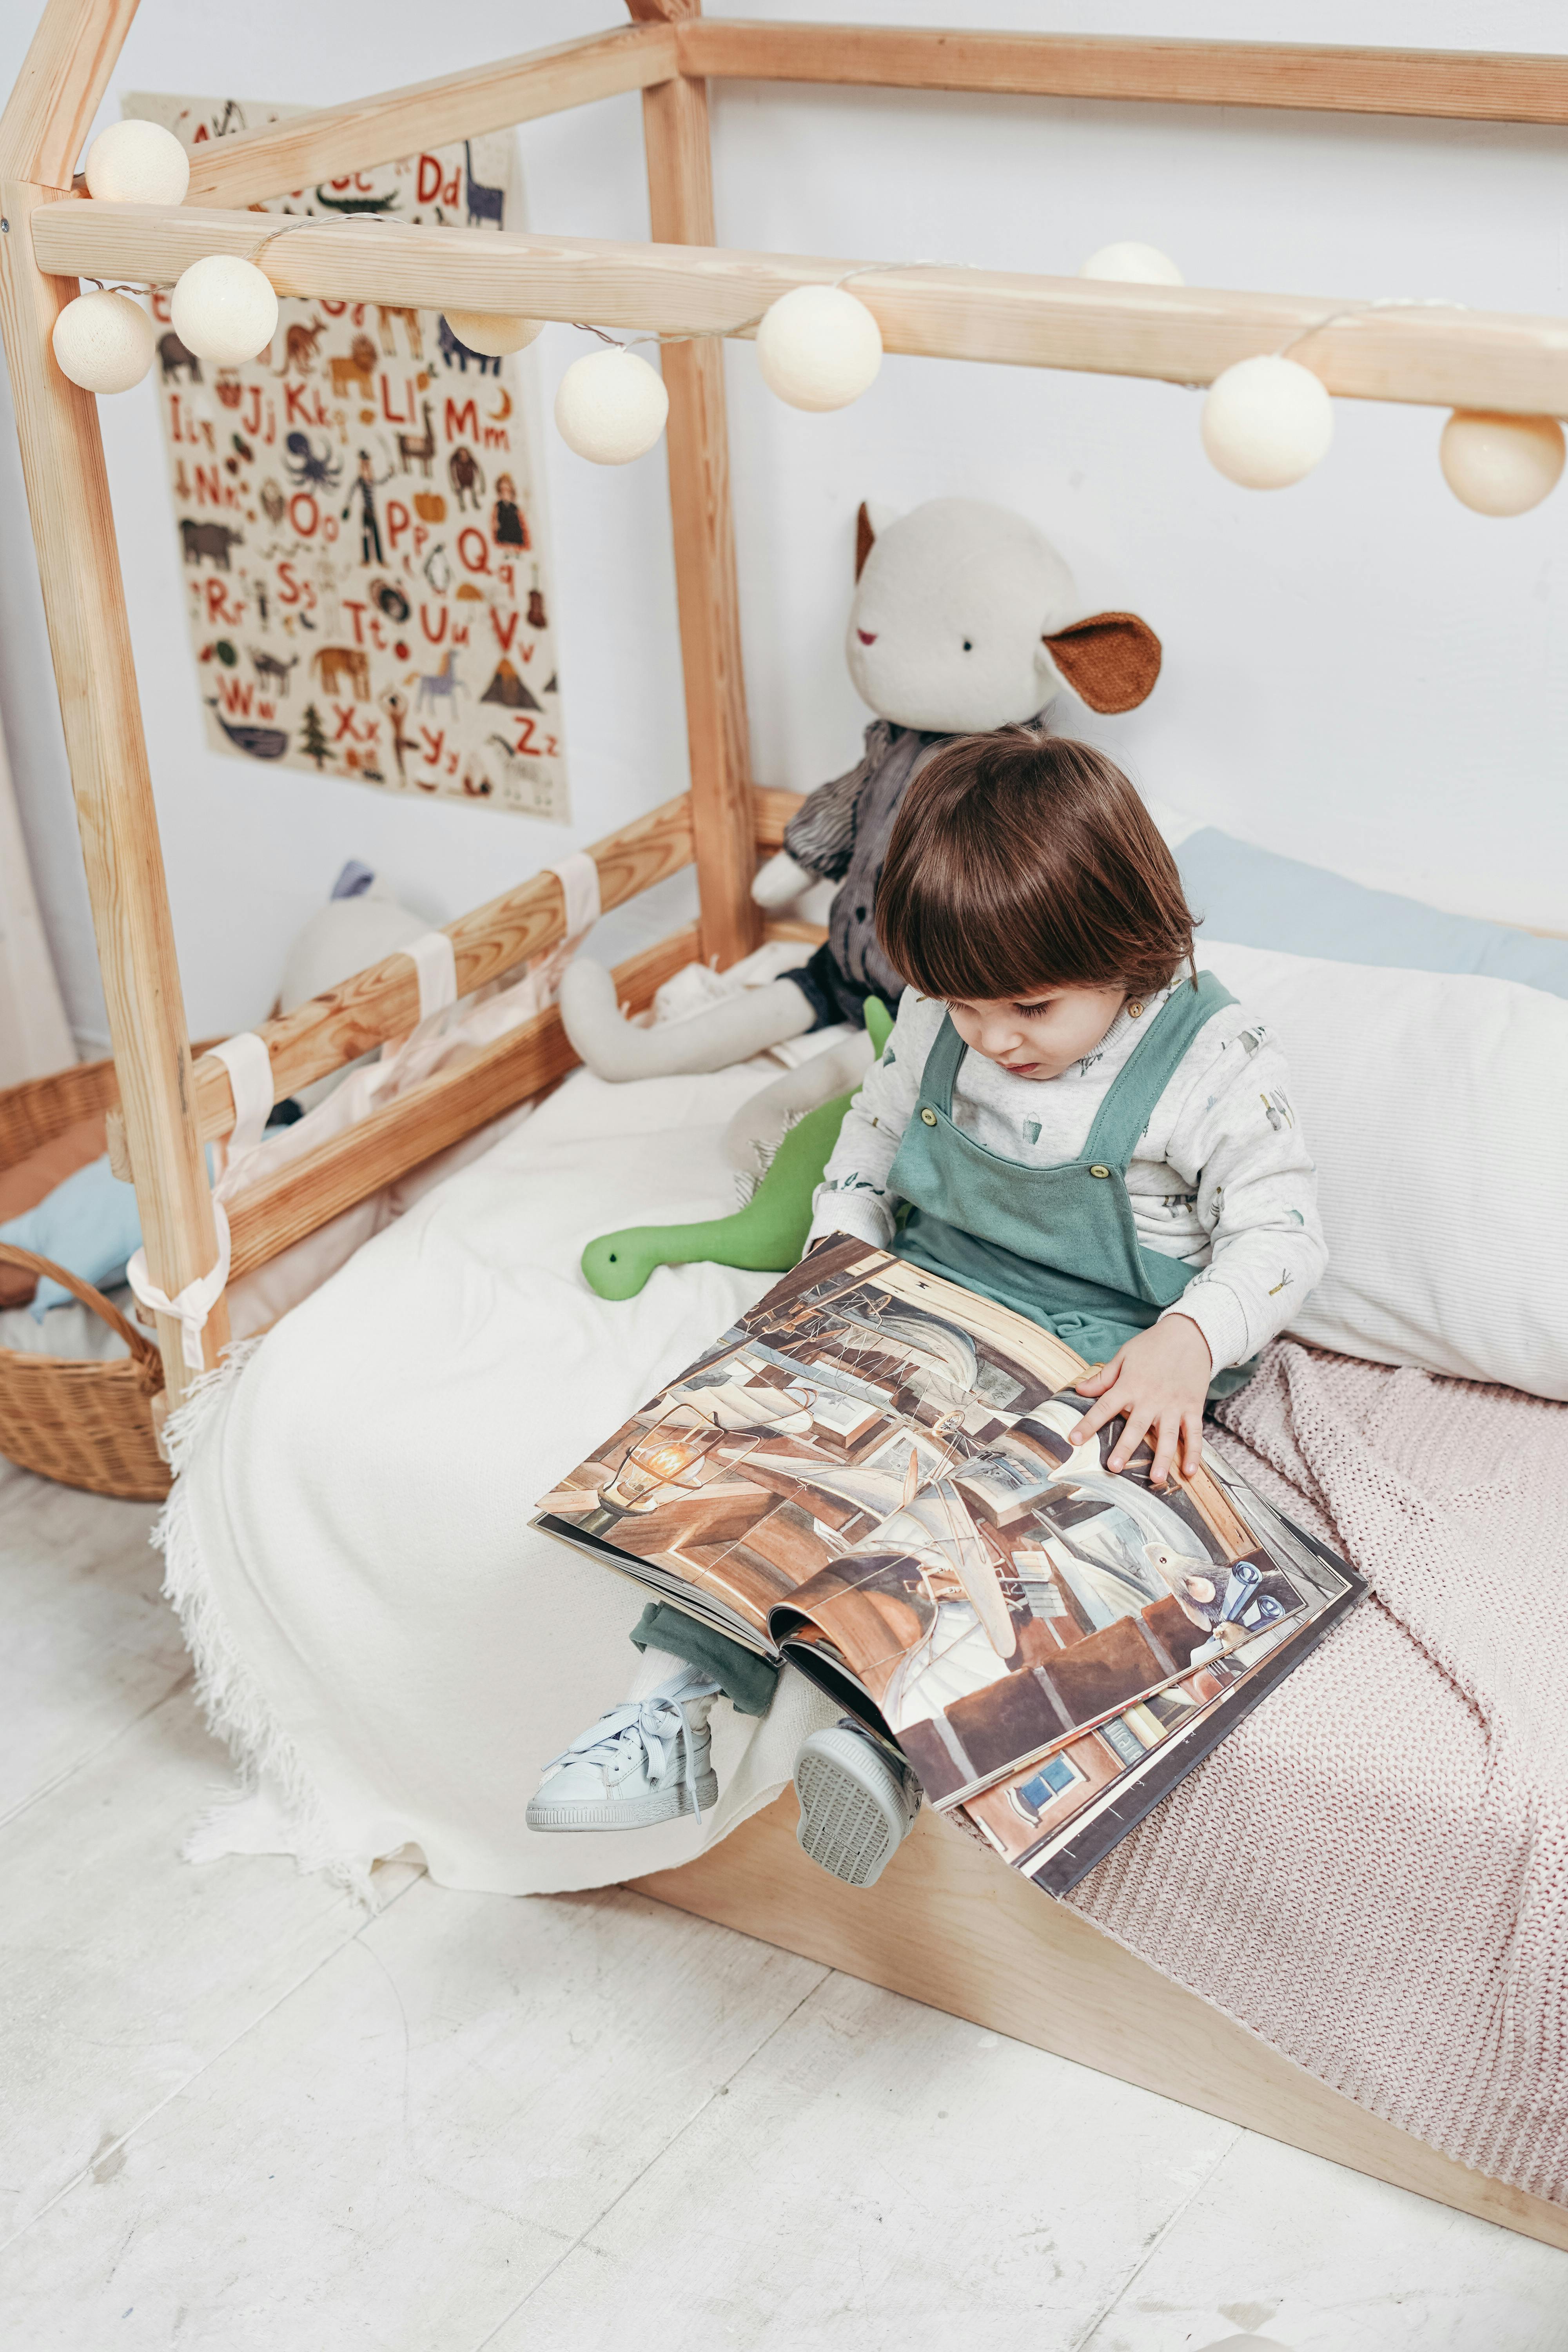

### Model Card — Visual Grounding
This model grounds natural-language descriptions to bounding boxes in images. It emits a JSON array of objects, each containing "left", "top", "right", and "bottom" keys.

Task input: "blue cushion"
[
  {"left": 0, "top": 1155, "right": 143, "bottom": 1319},
  {"left": 1175, "top": 827, "right": 1568, "bottom": 1000}
]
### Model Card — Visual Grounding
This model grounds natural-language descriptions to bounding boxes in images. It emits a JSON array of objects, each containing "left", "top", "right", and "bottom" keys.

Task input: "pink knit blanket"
[{"left": 1068, "top": 1340, "right": 1568, "bottom": 2208}]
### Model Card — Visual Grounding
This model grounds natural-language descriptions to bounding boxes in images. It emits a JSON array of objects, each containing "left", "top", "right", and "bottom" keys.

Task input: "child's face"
[{"left": 945, "top": 984, "right": 1128, "bottom": 1080}]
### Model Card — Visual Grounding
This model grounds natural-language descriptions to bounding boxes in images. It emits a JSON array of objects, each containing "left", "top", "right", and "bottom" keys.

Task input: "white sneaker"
[
  {"left": 526, "top": 1669, "right": 720, "bottom": 1833},
  {"left": 793, "top": 1720, "right": 922, "bottom": 1888}
]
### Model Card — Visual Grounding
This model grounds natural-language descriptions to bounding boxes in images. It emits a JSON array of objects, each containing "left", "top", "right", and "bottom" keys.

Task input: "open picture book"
[{"left": 537, "top": 1238, "right": 1364, "bottom": 1895}]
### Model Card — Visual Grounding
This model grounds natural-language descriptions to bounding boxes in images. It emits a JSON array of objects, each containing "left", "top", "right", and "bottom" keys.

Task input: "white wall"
[{"left": 3, "top": 0, "right": 1566, "bottom": 1051}]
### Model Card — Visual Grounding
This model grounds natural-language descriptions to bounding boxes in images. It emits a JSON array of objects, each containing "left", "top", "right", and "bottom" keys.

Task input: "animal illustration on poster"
[{"left": 127, "top": 91, "right": 569, "bottom": 822}]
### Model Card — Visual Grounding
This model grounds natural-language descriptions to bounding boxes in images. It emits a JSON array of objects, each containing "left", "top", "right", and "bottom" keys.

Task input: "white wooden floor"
[{"left": 3, "top": 1456, "right": 1567, "bottom": 2352}]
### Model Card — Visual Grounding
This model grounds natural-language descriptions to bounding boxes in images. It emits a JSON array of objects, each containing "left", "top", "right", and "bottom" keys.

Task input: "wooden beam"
[
  {"left": 679, "top": 20, "right": 1568, "bottom": 127},
  {"left": 225, "top": 926, "right": 697, "bottom": 1279},
  {"left": 634, "top": 1791, "right": 1568, "bottom": 2256},
  {"left": 0, "top": 0, "right": 139, "bottom": 189},
  {"left": 181, "top": 23, "right": 680, "bottom": 209},
  {"left": 762, "top": 915, "right": 826, "bottom": 948},
  {"left": 753, "top": 784, "right": 804, "bottom": 850},
  {"left": 40, "top": 203, "right": 1568, "bottom": 418},
  {"left": 641, "top": 54, "right": 759, "bottom": 972},
  {"left": 0, "top": 6, "right": 230, "bottom": 1398},
  {"left": 192, "top": 791, "right": 693, "bottom": 1143}
]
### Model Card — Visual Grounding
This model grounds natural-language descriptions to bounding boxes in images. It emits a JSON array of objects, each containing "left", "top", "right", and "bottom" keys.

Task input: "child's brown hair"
[{"left": 875, "top": 729, "right": 1197, "bottom": 1002}]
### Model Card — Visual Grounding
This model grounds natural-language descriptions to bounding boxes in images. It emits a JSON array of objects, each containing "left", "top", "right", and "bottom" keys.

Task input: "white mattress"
[{"left": 160, "top": 1058, "right": 835, "bottom": 1895}]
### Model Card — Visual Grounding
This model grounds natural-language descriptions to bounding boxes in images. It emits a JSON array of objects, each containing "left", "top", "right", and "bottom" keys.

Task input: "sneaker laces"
[{"left": 541, "top": 1691, "right": 690, "bottom": 1792}]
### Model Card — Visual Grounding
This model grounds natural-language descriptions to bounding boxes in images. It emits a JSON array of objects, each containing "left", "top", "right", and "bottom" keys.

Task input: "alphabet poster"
[{"left": 127, "top": 93, "right": 569, "bottom": 822}]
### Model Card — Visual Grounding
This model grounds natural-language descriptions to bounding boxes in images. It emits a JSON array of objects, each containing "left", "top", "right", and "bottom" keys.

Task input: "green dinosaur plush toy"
[{"left": 581, "top": 997, "right": 893, "bottom": 1301}]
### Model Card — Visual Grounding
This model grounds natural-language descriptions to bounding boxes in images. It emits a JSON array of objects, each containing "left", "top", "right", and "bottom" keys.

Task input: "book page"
[{"left": 537, "top": 1240, "right": 1346, "bottom": 1832}]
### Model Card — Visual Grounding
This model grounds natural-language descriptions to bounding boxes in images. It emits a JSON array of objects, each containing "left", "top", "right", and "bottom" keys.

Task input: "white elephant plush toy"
[{"left": 559, "top": 496, "right": 1161, "bottom": 1111}]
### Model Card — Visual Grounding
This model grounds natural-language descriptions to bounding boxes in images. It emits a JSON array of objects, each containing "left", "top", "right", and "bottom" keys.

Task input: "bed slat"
[
  {"left": 191, "top": 792, "right": 694, "bottom": 1145},
  {"left": 224, "top": 924, "right": 699, "bottom": 1280}
]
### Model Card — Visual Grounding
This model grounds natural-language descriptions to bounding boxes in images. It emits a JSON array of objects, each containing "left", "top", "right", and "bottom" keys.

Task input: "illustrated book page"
[{"left": 537, "top": 1238, "right": 1363, "bottom": 1893}]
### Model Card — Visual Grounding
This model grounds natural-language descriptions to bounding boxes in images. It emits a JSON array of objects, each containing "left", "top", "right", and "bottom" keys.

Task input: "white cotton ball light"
[
  {"left": 1439, "top": 409, "right": 1565, "bottom": 517},
  {"left": 170, "top": 253, "right": 279, "bottom": 367},
  {"left": 51, "top": 289, "right": 155, "bottom": 394},
  {"left": 1079, "top": 241, "right": 1185, "bottom": 287},
  {"left": 83, "top": 119, "right": 190, "bottom": 206},
  {"left": 1201, "top": 354, "right": 1334, "bottom": 490},
  {"left": 554, "top": 346, "right": 669, "bottom": 464},
  {"left": 755, "top": 284, "right": 883, "bottom": 412},
  {"left": 443, "top": 309, "right": 544, "bottom": 358}
]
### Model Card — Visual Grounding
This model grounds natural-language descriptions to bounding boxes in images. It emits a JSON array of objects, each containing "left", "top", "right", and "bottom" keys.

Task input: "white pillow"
[{"left": 1197, "top": 941, "right": 1568, "bottom": 1401}]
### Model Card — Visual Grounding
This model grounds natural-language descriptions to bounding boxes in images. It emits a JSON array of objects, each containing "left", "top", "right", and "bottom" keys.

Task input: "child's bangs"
[{"left": 879, "top": 851, "right": 1089, "bottom": 1002}]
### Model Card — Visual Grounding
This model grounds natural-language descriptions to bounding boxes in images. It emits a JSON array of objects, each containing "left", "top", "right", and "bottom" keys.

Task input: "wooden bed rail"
[
  {"left": 223, "top": 924, "right": 697, "bottom": 1281},
  {"left": 678, "top": 22, "right": 1568, "bottom": 125},
  {"left": 127, "top": 19, "right": 1568, "bottom": 215},
  {"left": 753, "top": 786, "right": 803, "bottom": 852},
  {"left": 191, "top": 791, "right": 694, "bottom": 1145},
  {"left": 35, "top": 203, "right": 1568, "bottom": 418},
  {"left": 180, "top": 23, "right": 678, "bottom": 211}
]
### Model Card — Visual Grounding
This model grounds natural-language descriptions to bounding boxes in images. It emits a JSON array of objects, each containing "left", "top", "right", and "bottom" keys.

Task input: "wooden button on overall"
[
  {"left": 920, "top": 1107, "right": 938, "bottom": 1125},
  {"left": 1089, "top": 1164, "right": 1112, "bottom": 1178}
]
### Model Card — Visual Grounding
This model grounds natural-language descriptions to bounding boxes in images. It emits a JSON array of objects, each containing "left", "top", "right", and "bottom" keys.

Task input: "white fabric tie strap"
[
  {"left": 126, "top": 1198, "right": 232, "bottom": 1374},
  {"left": 211, "top": 1031, "right": 275, "bottom": 1154},
  {"left": 525, "top": 853, "right": 603, "bottom": 1009},
  {"left": 405, "top": 929, "right": 458, "bottom": 1024},
  {"left": 551, "top": 851, "right": 601, "bottom": 943}
]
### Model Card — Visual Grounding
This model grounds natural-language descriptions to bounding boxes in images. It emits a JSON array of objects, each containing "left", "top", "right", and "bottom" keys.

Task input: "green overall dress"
[{"left": 887, "top": 972, "right": 1256, "bottom": 1402}]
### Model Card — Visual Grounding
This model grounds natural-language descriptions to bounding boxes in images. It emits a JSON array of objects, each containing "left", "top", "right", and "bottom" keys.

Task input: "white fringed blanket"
[{"left": 159, "top": 1061, "right": 837, "bottom": 1899}]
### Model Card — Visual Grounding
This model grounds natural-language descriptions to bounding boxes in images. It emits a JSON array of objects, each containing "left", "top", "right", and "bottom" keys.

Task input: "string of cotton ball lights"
[
  {"left": 172, "top": 211, "right": 405, "bottom": 370},
  {"left": 50, "top": 119, "right": 190, "bottom": 393},
  {"left": 1073, "top": 243, "right": 1565, "bottom": 516},
  {"left": 49, "top": 157, "right": 1564, "bottom": 521},
  {"left": 82, "top": 119, "right": 190, "bottom": 207},
  {"left": 1202, "top": 293, "right": 1564, "bottom": 514},
  {"left": 1201, "top": 298, "right": 1475, "bottom": 492},
  {"left": 50, "top": 283, "right": 156, "bottom": 394},
  {"left": 554, "top": 327, "right": 670, "bottom": 465},
  {"left": 552, "top": 260, "right": 970, "bottom": 464},
  {"left": 49, "top": 203, "right": 395, "bottom": 394}
]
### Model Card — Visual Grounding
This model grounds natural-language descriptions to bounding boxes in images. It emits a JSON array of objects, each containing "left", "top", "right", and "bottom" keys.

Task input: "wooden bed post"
[
  {"left": 0, "top": 0, "right": 230, "bottom": 1403},
  {"left": 632, "top": 0, "right": 760, "bottom": 971}
]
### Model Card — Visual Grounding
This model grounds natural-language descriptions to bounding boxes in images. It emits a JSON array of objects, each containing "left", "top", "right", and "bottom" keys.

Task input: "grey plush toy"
[{"left": 559, "top": 495, "right": 1161, "bottom": 1096}]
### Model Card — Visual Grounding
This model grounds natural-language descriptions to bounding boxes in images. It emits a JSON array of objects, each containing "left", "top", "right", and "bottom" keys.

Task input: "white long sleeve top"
[{"left": 807, "top": 983, "right": 1327, "bottom": 1374}]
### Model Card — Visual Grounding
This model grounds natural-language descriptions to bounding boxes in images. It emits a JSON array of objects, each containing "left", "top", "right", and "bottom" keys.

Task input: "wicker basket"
[{"left": 0, "top": 1055, "right": 170, "bottom": 1502}]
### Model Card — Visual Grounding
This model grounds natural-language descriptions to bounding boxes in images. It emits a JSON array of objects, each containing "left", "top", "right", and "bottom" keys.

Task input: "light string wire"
[
  {"left": 571, "top": 258, "right": 974, "bottom": 353},
  {"left": 78, "top": 209, "right": 396, "bottom": 300},
  {"left": 1274, "top": 292, "right": 1470, "bottom": 361},
  {"left": 1155, "top": 291, "right": 1472, "bottom": 393}
]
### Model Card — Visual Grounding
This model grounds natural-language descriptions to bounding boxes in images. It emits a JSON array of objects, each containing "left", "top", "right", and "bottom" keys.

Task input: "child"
[{"left": 529, "top": 731, "right": 1326, "bottom": 1878}]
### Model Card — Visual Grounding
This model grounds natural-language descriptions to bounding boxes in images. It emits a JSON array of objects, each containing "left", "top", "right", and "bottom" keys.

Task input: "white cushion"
[{"left": 1198, "top": 942, "right": 1567, "bottom": 1400}]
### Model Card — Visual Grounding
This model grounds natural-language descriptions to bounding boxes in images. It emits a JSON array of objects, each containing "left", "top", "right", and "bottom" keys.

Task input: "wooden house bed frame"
[{"left": 5, "top": 0, "right": 1567, "bottom": 2256}]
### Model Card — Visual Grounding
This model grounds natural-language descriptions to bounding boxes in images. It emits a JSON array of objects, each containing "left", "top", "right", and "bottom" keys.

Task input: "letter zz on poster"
[{"left": 128, "top": 93, "right": 569, "bottom": 822}]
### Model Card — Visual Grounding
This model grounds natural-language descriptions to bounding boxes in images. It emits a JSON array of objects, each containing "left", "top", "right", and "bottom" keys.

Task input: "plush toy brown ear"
[
  {"left": 1042, "top": 612, "right": 1161, "bottom": 713},
  {"left": 855, "top": 501, "right": 877, "bottom": 582}
]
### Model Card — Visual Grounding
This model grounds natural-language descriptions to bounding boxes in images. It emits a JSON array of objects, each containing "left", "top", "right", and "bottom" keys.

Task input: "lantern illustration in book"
[{"left": 130, "top": 89, "right": 568, "bottom": 822}]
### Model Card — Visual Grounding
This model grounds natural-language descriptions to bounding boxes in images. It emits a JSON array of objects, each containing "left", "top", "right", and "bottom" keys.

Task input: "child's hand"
[{"left": 1072, "top": 1316, "right": 1212, "bottom": 1487}]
